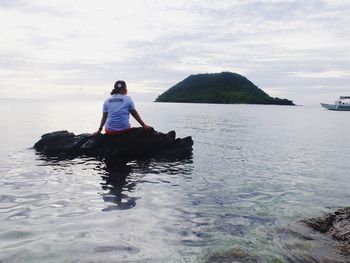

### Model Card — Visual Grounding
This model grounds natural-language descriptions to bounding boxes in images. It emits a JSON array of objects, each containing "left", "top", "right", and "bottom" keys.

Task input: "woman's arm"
[
  {"left": 95, "top": 112, "right": 108, "bottom": 134},
  {"left": 130, "top": 109, "right": 152, "bottom": 129}
]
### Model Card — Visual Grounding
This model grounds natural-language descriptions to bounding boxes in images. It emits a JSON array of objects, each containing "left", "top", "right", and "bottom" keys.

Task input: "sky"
[{"left": 0, "top": 0, "right": 349, "bottom": 105}]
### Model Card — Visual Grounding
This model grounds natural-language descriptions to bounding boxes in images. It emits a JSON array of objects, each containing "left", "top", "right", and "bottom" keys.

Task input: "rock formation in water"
[
  {"left": 155, "top": 72, "right": 294, "bottom": 105},
  {"left": 34, "top": 128, "right": 193, "bottom": 164},
  {"left": 303, "top": 207, "right": 350, "bottom": 246}
]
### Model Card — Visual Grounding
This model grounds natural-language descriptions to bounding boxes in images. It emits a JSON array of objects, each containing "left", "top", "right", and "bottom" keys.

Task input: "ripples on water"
[{"left": 1, "top": 100, "right": 350, "bottom": 262}]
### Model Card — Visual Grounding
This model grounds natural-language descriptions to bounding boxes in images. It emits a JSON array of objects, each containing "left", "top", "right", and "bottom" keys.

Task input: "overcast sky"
[{"left": 0, "top": 0, "right": 349, "bottom": 105}]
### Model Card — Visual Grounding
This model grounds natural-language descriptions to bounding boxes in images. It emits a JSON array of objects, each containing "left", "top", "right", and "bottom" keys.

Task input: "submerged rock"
[
  {"left": 205, "top": 247, "right": 260, "bottom": 263},
  {"left": 303, "top": 207, "right": 350, "bottom": 246},
  {"left": 34, "top": 128, "right": 193, "bottom": 164}
]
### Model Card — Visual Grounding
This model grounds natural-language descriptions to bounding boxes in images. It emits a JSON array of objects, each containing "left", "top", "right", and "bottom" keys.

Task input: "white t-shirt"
[{"left": 103, "top": 94, "right": 135, "bottom": 131}]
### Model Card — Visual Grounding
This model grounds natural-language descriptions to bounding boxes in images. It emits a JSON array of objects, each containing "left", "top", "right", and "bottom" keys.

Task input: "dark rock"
[
  {"left": 34, "top": 128, "right": 193, "bottom": 164},
  {"left": 303, "top": 207, "right": 350, "bottom": 245}
]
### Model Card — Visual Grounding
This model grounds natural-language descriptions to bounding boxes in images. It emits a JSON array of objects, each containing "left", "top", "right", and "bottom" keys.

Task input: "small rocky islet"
[
  {"left": 34, "top": 128, "right": 193, "bottom": 164},
  {"left": 155, "top": 72, "right": 295, "bottom": 105}
]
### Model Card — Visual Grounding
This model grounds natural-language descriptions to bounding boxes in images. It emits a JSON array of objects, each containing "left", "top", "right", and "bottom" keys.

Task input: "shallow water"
[{"left": 1, "top": 99, "right": 350, "bottom": 262}]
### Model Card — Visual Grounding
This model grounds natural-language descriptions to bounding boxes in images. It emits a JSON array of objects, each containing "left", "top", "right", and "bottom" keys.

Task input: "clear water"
[{"left": 1, "top": 100, "right": 350, "bottom": 262}]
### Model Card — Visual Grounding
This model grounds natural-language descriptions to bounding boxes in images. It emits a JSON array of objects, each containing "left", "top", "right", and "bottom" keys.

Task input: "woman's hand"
[
  {"left": 94, "top": 112, "right": 108, "bottom": 136},
  {"left": 142, "top": 124, "right": 153, "bottom": 130},
  {"left": 130, "top": 109, "right": 153, "bottom": 131},
  {"left": 93, "top": 127, "right": 103, "bottom": 136}
]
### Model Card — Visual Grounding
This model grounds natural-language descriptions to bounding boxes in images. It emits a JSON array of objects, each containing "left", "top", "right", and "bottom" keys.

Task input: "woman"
[{"left": 95, "top": 80, "right": 151, "bottom": 135}]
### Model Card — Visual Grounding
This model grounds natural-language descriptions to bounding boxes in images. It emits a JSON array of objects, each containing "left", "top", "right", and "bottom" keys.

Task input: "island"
[{"left": 155, "top": 72, "right": 294, "bottom": 105}]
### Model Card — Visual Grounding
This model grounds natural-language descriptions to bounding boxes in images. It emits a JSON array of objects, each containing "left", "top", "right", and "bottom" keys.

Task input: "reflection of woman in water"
[
  {"left": 95, "top": 80, "right": 151, "bottom": 135},
  {"left": 100, "top": 160, "right": 194, "bottom": 211},
  {"left": 101, "top": 164, "right": 137, "bottom": 211}
]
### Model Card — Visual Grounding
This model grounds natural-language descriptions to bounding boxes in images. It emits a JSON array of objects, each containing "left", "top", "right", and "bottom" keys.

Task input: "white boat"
[{"left": 321, "top": 96, "right": 350, "bottom": 111}]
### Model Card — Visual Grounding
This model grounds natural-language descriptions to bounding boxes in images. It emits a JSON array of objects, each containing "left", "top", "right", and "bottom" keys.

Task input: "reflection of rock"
[
  {"left": 303, "top": 207, "right": 350, "bottom": 247},
  {"left": 34, "top": 128, "right": 193, "bottom": 164}
]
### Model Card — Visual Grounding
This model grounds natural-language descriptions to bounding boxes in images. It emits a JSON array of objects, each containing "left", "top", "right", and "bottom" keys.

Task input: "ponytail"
[{"left": 111, "top": 80, "right": 126, "bottom": 95}]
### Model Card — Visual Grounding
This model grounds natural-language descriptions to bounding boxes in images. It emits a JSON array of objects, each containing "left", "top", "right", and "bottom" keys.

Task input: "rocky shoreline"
[{"left": 303, "top": 207, "right": 350, "bottom": 247}]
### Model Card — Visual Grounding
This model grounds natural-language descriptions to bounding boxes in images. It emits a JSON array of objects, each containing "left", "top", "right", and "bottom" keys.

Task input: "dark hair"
[{"left": 111, "top": 80, "right": 127, "bottom": 95}]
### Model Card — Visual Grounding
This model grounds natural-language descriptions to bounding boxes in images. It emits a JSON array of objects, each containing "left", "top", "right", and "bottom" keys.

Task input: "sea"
[{"left": 1, "top": 99, "right": 350, "bottom": 263}]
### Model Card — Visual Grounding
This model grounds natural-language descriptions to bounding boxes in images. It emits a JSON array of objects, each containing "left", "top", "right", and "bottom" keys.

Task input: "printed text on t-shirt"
[{"left": 109, "top": 98, "right": 124, "bottom": 103}]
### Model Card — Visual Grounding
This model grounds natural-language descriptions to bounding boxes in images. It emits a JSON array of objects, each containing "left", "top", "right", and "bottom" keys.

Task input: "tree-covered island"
[{"left": 155, "top": 72, "right": 294, "bottom": 105}]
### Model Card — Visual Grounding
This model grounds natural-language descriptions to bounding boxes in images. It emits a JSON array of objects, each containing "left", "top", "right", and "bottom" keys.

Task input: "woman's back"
[
  {"left": 103, "top": 94, "right": 135, "bottom": 131},
  {"left": 95, "top": 80, "right": 151, "bottom": 135}
]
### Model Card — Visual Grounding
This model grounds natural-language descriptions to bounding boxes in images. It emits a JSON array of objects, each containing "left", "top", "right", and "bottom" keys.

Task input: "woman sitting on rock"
[{"left": 95, "top": 80, "right": 151, "bottom": 135}]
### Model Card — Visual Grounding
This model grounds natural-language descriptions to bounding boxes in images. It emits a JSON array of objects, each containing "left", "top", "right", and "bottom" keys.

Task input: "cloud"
[
  {"left": 288, "top": 70, "right": 350, "bottom": 78},
  {"left": 0, "top": 0, "right": 349, "bottom": 104}
]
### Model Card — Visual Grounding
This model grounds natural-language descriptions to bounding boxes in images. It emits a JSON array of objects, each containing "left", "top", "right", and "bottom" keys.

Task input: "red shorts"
[{"left": 105, "top": 128, "right": 131, "bottom": 135}]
